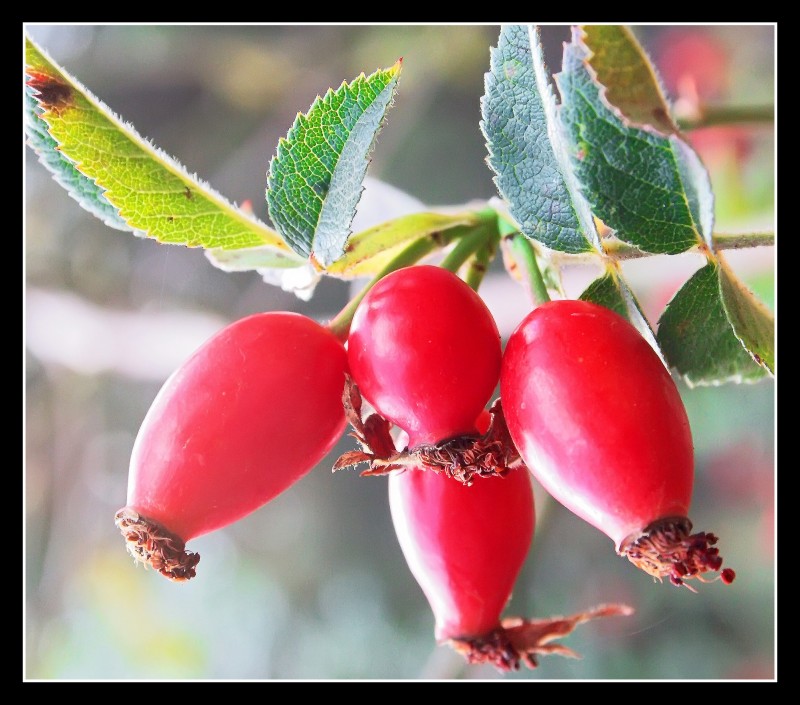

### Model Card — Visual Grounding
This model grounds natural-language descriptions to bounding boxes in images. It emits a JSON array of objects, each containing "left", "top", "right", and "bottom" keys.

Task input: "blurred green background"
[{"left": 24, "top": 24, "right": 775, "bottom": 681}]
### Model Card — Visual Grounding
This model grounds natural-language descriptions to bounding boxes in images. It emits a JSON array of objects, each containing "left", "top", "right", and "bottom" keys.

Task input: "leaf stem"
[
  {"left": 507, "top": 233, "right": 551, "bottom": 306},
  {"left": 604, "top": 231, "right": 775, "bottom": 260},
  {"left": 708, "top": 231, "right": 775, "bottom": 251},
  {"left": 677, "top": 104, "right": 774, "bottom": 131},
  {"left": 438, "top": 225, "right": 491, "bottom": 274},
  {"left": 541, "top": 230, "right": 775, "bottom": 265},
  {"left": 464, "top": 237, "right": 497, "bottom": 292},
  {"left": 438, "top": 208, "right": 499, "bottom": 281}
]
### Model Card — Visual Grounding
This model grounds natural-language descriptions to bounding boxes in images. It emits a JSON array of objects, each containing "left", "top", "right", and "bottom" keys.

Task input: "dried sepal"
[
  {"left": 333, "top": 374, "right": 408, "bottom": 475},
  {"left": 449, "top": 603, "right": 635, "bottom": 672},
  {"left": 334, "top": 377, "right": 525, "bottom": 483}
]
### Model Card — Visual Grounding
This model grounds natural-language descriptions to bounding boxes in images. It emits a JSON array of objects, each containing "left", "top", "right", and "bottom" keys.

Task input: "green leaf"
[
  {"left": 656, "top": 261, "right": 773, "bottom": 386},
  {"left": 718, "top": 256, "right": 775, "bottom": 374},
  {"left": 580, "top": 25, "right": 677, "bottom": 133},
  {"left": 481, "top": 25, "right": 600, "bottom": 254},
  {"left": 556, "top": 26, "right": 715, "bottom": 254},
  {"left": 325, "top": 212, "right": 477, "bottom": 277},
  {"left": 266, "top": 61, "right": 402, "bottom": 266},
  {"left": 579, "top": 270, "right": 629, "bottom": 319},
  {"left": 25, "top": 36, "right": 299, "bottom": 264},
  {"left": 25, "top": 87, "right": 130, "bottom": 232},
  {"left": 579, "top": 268, "right": 663, "bottom": 362}
]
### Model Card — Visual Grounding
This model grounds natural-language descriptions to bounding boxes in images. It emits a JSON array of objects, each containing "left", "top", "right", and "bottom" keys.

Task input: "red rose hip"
[
  {"left": 347, "top": 265, "right": 502, "bottom": 448},
  {"left": 116, "top": 311, "right": 348, "bottom": 582},
  {"left": 389, "top": 464, "right": 535, "bottom": 644},
  {"left": 500, "top": 299, "right": 735, "bottom": 588},
  {"left": 387, "top": 414, "right": 633, "bottom": 672}
]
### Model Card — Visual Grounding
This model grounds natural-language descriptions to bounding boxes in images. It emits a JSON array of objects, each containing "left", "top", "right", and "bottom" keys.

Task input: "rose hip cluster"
[{"left": 116, "top": 264, "right": 734, "bottom": 672}]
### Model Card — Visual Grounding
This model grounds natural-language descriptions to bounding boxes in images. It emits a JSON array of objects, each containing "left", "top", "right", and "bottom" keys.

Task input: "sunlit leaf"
[
  {"left": 25, "top": 36, "right": 299, "bottom": 265},
  {"left": 25, "top": 88, "right": 130, "bottom": 232},
  {"left": 266, "top": 61, "right": 402, "bottom": 266},
  {"left": 325, "top": 211, "right": 477, "bottom": 277}
]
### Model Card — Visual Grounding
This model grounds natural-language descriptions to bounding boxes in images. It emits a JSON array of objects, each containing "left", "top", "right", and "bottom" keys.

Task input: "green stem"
[
  {"left": 602, "top": 231, "right": 775, "bottom": 261},
  {"left": 494, "top": 212, "right": 551, "bottom": 306},
  {"left": 438, "top": 208, "right": 499, "bottom": 278},
  {"left": 677, "top": 104, "right": 774, "bottom": 131},
  {"left": 508, "top": 234, "right": 551, "bottom": 306},
  {"left": 464, "top": 237, "right": 496, "bottom": 292},
  {"left": 540, "top": 230, "right": 775, "bottom": 265},
  {"left": 490, "top": 206, "right": 772, "bottom": 263},
  {"left": 709, "top": 231, "right": 775, "bottom": 251},
  {"left": 438, "top": 225, "right": 492, "bottom": 274}
]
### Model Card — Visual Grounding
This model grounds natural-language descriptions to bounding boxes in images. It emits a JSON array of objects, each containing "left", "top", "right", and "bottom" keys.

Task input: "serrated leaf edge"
[
  {"left": 315, "top": 68, "right": 401, "bottom": 265},
  {"left": 480, "top": 25, "right": 600, "bottom": 255},
  {"left": 569, "top": 26, "right": 675, "bottom": 139},
  {"left": 563, "top": 26, "right": 712, "bottom": 251},
  {"left": 656, "top": 262, "right": 768, "bottom": 388},
  {"left": 528, "top": 25, "right": 603, "bottom": 254},
  {"left": 25, "top": 35, "right": 293, "bottom": 254},
  {"left": 717, "top": 254, "right": 775, "bottom": 376},
  {"left": 578, "top": 25, "right": 678, "bottom": 134},
  {"left": 24, "top": 88, "right": 133, "bottom": 233},
  {"left": 266, "top": 61, "right": 402, "bottom": 265}
]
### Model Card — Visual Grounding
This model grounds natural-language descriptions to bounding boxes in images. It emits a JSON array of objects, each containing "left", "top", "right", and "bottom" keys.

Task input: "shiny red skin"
[
  {"left": 501, "top": 300, "right": 694, "bottom": 548},
  {"left": 126, "top": 312, "right": 348, "bottom": 541},
  {"left": 389, "top": 466, "right": 534, "bottom": 641},
  {"left": 347, "top": 265, "right": 502, "bottom": 447}
]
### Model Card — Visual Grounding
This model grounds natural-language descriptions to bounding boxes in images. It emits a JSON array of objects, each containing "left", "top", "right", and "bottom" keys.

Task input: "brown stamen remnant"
[
  {"left": 410, "top": 400, "right": 521, "bottom": 484},
  {"left": 114, "top": 507, "right": 200, "bottom": 582},
  {"left": 449, "top": 603, "right": 635, "bottom": 673},
  {"left": 332, "top": 374, "right": 522, "bottom": 483},
  {"left": 619, "top": 516, "right": 736, "bottom": 590}
]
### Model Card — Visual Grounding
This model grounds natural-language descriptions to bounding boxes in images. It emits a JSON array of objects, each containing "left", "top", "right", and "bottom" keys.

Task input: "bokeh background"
[{"left": 24, "top": 24, "right": 775, "bottom": 681}]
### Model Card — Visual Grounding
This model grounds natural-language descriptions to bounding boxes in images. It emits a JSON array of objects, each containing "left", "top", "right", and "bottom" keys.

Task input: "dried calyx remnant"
[
  {"left": 450, "top": 604, "right": 635, "bottom": 672},
  {"left": 333, "top": 375, "right": 521, "bottom": 482},
  {"left": 114, "top": 508, "right": 200, "bottom": 582},
  {"left": 619, "top": 516, "right": 736, "bottom": 590}
]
